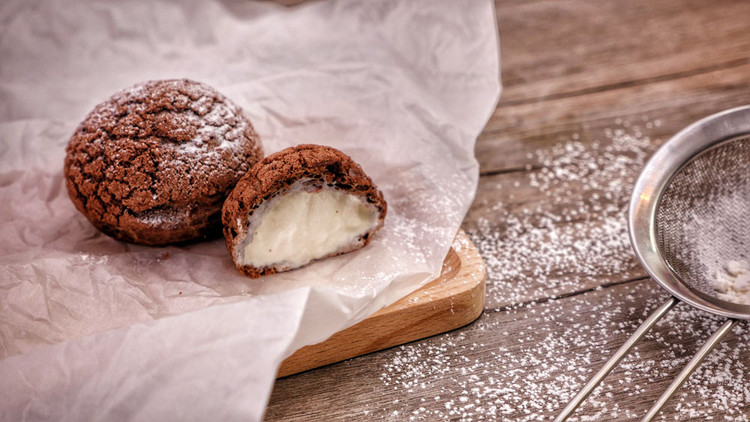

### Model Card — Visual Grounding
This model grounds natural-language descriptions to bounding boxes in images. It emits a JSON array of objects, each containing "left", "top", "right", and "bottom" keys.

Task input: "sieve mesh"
[{"left": 655, "top": 136, "right": 750, "bottom": 298}]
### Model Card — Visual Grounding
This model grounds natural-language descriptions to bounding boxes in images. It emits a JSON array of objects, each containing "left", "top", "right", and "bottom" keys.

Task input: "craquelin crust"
[
  {"left": 64, "top": 79, "right": 263, "bottom": 245},
  {"left": 222, "top": 144, "right": 387, "bottom": 278}
]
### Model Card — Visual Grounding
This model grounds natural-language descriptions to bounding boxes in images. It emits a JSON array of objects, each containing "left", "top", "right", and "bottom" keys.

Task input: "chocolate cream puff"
[
  {"left": 64, "top": 79, "right": 263, "bottom": 245},
  {"left": 222, "top": 145, "right": 387, "bottom": 278}
]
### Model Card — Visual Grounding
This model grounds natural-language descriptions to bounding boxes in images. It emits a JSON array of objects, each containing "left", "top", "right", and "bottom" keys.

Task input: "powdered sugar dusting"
[
  {"left": 469, "top": 120, "right": 657, "bottom": 308},
  {"left": 673, "top": 180, "right": 750, "bottom": 303},
  {"left": 134, "top": 207, "right": 182, "bottom": 227},
  {"left": 651, "top": 137, "right": 750, "bottom": 300},
  {"left": 714, "top": 260, "right": 750, "bottom": 304},
  {"left": 108, "top": 79, "right": 251, "bottom": 158},
  {"left": 193, "top": 96, "right": 246, "bottom": 151},
  {"left": 373, "top": 281, "right": 750, "bottom": 421},
  {"left": 365, "top": 118, "right": 750, "bottom": 420}
]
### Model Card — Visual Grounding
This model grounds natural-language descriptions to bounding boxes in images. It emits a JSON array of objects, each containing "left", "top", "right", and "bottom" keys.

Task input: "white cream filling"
[{"left": 241, "top": 188, "right": 379, "bottom": 269}]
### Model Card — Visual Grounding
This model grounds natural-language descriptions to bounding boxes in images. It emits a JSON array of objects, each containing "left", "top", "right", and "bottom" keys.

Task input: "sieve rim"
[{"left": 628, "top": 105, "right": 750, "bottom": 319}]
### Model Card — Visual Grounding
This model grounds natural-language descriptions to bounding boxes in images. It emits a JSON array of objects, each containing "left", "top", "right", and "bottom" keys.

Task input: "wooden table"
[{"left": 266, "top": 0, "right": 750, "bottom": 420}]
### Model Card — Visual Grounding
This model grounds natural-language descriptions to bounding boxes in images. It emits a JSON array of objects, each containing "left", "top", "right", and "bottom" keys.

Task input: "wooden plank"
[
  {"left": 264, "top": 1, "right": 750, "bottom": 421},
  {"left": 496, "top": 0, "right": 750, "bottom": 105},
  {"left": 478, "top": 63, "right": 750, "bottom": 174},
  {"left": 277, "top": 230, "right": 486, "bottom": 378},
  {"left": 464, "top": 168, "right": 647, "bottom": 310},
  {"left": 267, "top": 279, "right": 750, "bottom": 421},
  {"left": 465, "top": 64, "right": 750, "bottom": 309}
]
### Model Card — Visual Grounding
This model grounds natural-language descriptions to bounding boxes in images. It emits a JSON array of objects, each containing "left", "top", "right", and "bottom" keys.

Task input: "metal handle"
[
  {"left": 641, "top": 318, "right": 738, "bottom": 421},
  {"left": 555, "top": 298, "right": 678, "bottom": 422}
]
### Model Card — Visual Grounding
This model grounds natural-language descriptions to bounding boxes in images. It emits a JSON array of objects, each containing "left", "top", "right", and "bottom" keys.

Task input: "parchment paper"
[{"left": 0, "top": 0, "right": 500, "bottom": 420}]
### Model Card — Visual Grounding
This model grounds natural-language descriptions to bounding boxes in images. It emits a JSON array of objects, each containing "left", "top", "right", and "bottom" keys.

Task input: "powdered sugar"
[
  {"left": 133, "top": 207, "right": 182, "bottom": 227},
  {"left": 366, "top": 118, "right": 750, "bottom": 420},
  {"left": 373, "top": 281, "right": 750, "bottom": 421},
  {"left": 192, "top": 96, "right": 247, "bottom": 150},
  {"left": 668, "top": 177, "right": 750, "bottom": 302},
  {"left": 642, "top": 133, "right": 750, "bottom": 303},
  {"left": 715, "top": 260, "right": 750, "bottom": 304},
  {"left": 109, "top": 79, "right": 250, "bottom": 155},
  {"left": 469, "top": 121, "right": 656, "bottom": 308}
]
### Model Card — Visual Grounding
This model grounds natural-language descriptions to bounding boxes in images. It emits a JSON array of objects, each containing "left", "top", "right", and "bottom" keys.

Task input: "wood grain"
[
  {"left": 267, "top": 279, "right": 750, "bottom": 421},
  {"left": 478, "top": 63, "right": 750, "bottom": 174},
  {"left": 466, "top": 166, "right": 648, "bottom": 310},
  {"left": 277, "top": 230, "right": 486, "bottom": 378},
  {"left": 497, "top": 0, "right": 750, "bottom": 105},
  {"left": 266, "top": 0, "right": 750, "bottom": 420}
]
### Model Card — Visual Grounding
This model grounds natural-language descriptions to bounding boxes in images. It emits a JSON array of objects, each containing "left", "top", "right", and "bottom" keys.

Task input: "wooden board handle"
[{"left": 278, "top": 230, "right": 486, "bottom": 378}]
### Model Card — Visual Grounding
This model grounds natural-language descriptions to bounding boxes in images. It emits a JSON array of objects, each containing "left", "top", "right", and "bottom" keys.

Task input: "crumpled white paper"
[{"left": 0, "top": 0, "right": 500, "bottom": 420}]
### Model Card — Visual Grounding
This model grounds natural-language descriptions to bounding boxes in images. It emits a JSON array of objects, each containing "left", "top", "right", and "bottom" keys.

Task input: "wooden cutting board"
[{"left": 277, "top": 229, "right": 486, "bottom": 378}]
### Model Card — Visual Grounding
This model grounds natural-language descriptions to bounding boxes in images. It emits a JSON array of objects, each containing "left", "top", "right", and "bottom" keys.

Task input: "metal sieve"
[{"left": 556, "top": 105, "right": 750, "bottom": 421}]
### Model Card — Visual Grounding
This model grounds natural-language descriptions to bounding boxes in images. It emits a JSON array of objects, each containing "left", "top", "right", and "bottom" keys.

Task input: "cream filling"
[{"left": 241, "top": 189, "right": 379, "bottom": 269}]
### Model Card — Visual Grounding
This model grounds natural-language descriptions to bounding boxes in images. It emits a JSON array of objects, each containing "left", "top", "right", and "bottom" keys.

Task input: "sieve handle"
[
  {"left": 554, "top": 298, "right": 678, "bottom": 422},
  {"left": 641, "top": 318, "right": 738, "bottom": 422}
]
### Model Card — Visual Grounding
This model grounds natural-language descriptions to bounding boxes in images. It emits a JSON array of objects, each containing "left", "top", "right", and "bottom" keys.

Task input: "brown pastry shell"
[
  {"left": 222, "top": 144, "right": 387, "bottom": 278},
  {"left": 64, "top": 79, "right": 263, "bottom": 245}
]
